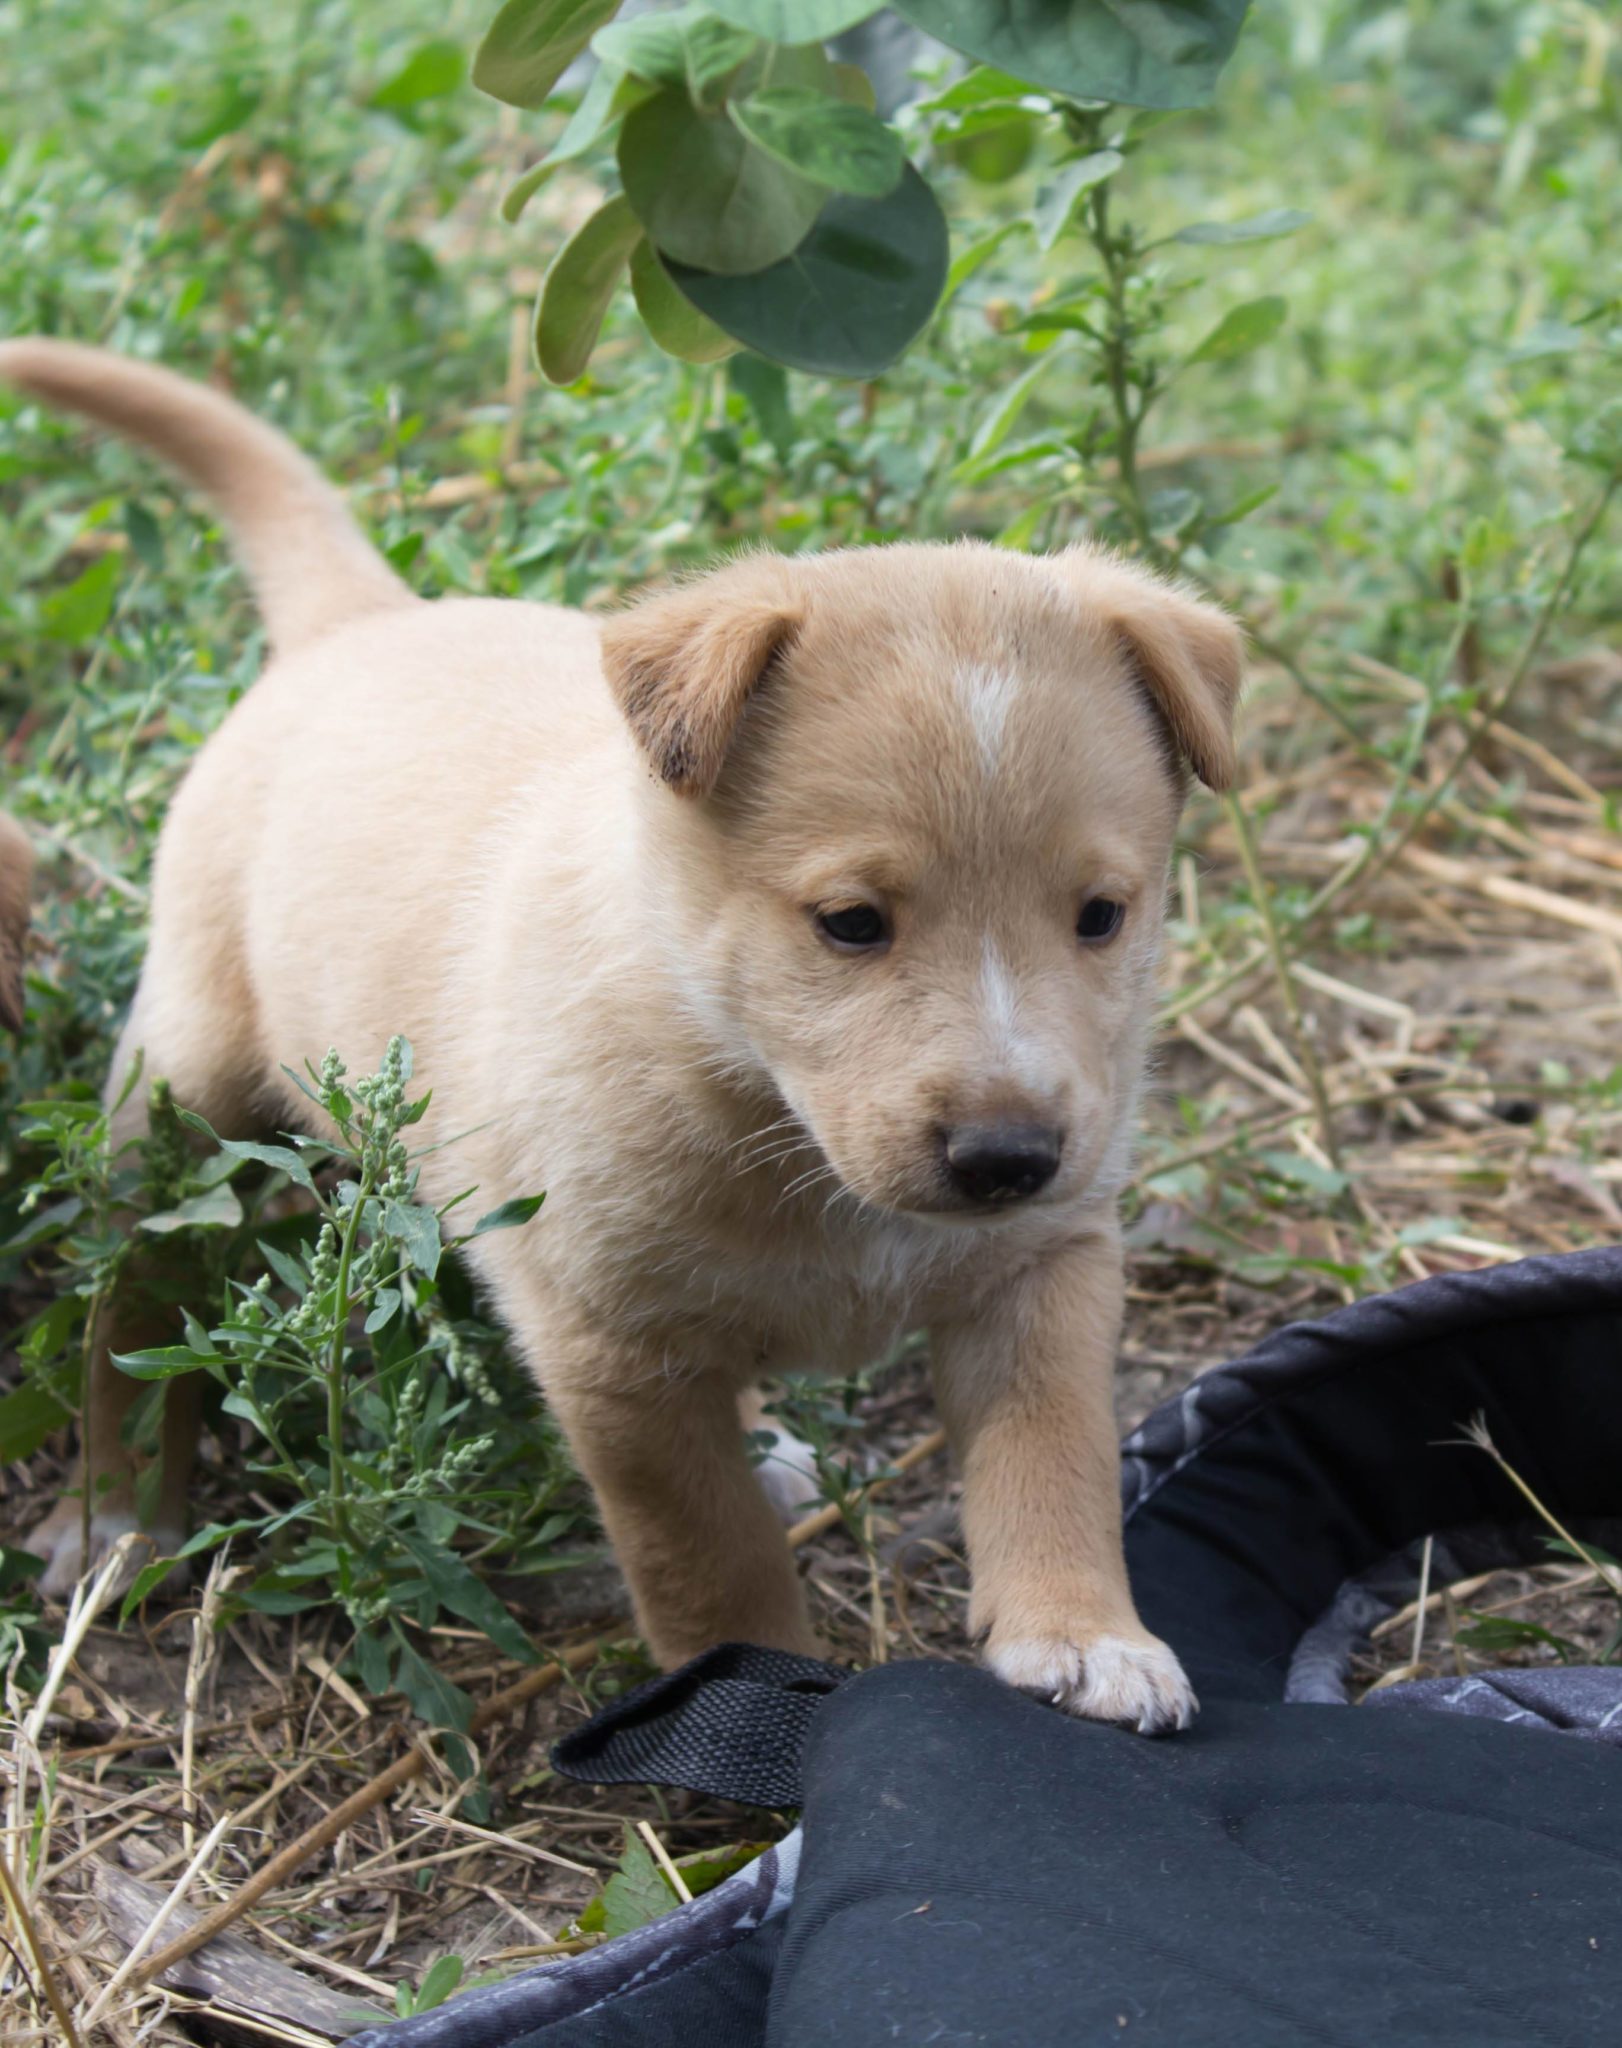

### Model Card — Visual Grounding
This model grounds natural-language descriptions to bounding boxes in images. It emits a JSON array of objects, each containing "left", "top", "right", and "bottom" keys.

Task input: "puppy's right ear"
[
  {"left": 0, "top": 814, "right": 34, "bottom": 1034},
  {"left": 1057, "top": 546, "right": 1244, "bottom": 792},
  {"left": 599, "top": 558, "right": 804, "bottom": 798}
]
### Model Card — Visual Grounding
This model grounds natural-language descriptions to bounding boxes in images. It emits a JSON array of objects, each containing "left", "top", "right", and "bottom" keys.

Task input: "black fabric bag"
[{"left": 355, "top": 1246, "right": 1622, "bottom": 2047}]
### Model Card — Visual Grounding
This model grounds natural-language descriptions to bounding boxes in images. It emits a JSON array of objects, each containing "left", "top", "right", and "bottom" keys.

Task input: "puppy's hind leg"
[{"left": 33, "top": 991, "right": 264, "bottom": 1599}]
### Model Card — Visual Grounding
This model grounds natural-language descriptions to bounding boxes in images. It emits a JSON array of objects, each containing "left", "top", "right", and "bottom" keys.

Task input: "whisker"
[
  {"left": 736, "top": 1138, "right": 818, "bottom": 1174},
  {"left": 724, "top": 1114, "right": 805, "bottom": 1162},
  {"left": 779, "top": 1161, "right": 841, "bottom": 1205}
]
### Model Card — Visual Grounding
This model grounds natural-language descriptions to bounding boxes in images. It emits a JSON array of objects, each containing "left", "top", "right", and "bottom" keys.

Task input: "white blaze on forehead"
[{"left": 955, "top": 662, "right": 1021, "bottom": 775}]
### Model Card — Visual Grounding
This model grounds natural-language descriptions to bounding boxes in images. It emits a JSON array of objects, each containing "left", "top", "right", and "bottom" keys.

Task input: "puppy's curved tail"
[{"left": 0, "top": 338, "right": 415, "bottom": 656}]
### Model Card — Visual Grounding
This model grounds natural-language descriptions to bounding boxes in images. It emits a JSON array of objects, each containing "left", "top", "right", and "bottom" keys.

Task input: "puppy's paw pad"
[{"left": 988, "top": 1632, "right": 1196, "bottom": 1736}]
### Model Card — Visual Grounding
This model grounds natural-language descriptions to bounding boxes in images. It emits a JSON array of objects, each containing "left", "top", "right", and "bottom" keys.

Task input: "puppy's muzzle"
[{"left": 944, "top": 1122, "right": 1063, "bottom": 1205}]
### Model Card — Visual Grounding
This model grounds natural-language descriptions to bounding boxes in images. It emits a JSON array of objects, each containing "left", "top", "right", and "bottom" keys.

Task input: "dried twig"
[
  {"left": 1223, "top": 792, "right": 1343, "bottom": 1169},
  {"left": 634, "top": 1821, "right": 692, "bottom": 1905},
  {"left": 0, "top": 1852, "right": 83, "bottom": 2048},
  {"left": 130, "top": 1633, "right": 615, "bottom": 1987},
  {"left": 785, "top": 1428, "right": 949, "bottom": 1548},
  {"left": 1454, "top": 1414, "right": 1622, "bottom": 1597}
]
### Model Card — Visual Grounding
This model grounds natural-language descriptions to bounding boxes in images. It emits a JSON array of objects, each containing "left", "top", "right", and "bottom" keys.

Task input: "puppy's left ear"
[
  {"left": 1058, "top": 547, "right": 1244, "bottom": 791},
  {"left": 600, "top": 558, "right": 804, "bottom": 797}
]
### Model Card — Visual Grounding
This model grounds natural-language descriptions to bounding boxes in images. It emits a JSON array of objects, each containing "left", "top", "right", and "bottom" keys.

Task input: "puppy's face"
[{"left": 603, "top": 543, "right": 1241, "bottom": 1225}]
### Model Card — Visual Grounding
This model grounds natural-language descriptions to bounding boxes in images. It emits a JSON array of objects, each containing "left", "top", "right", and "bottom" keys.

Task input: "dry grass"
[
  {"left": 4, "top": 615, "right": 1621, "bottom": 2039},
  {"left": 1354, "top": 1558, "right": 1622, "bottom": 1700},
  {"left": 0, "top": 1388, "right": 956, "bottom": 2045}
]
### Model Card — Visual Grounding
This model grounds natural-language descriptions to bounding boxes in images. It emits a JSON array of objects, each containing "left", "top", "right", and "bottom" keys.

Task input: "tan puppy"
[
  {"left": 2, "top": 339, "right": 1241, "bottom": 1732},
  {"left": 0, "top": 812, "right": 31, "bottom": 1033}
]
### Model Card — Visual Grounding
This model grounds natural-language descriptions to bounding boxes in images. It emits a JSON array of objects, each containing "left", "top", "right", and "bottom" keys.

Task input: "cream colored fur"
[{"left": 1, "top": 338, "right": 1243, "bottom": 1733}]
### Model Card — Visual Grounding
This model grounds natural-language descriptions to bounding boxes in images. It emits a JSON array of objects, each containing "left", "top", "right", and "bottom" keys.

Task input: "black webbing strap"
[{"left": 551, "top": 1643, "right": 848, "bottom": 1808}]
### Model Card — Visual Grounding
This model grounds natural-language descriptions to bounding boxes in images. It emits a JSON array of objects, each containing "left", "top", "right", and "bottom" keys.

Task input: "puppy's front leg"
[
  {"left": 929, "top": 1229, "right": 1195, "bottom": 1734},
  {"left": 535, "top": 1322, "right": 820, "bottom": 1667}
]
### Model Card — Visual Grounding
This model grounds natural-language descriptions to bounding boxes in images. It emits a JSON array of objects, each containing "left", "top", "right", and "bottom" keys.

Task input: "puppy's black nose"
[{"left": 944, "top": 1123, "right": 1062, "bottom": 1205}]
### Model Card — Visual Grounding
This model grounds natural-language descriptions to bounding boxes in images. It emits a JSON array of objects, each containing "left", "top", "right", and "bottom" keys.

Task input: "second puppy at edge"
[{"left": 5, "top": 339, "right": 1243, "bottom": 1733}]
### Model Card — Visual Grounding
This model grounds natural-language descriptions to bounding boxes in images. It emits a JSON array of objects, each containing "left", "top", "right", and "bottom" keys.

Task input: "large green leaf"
[
  {"left": 729, "top": 353, "right": 794, "bottom": 457},
  {"left": 630, "top": 241, "right": 739, "bottom": 362},
  {"left": 397, "top": 1528, "right": 538, "bottom": 1667},
  {"left": 392, "top": 1632, "right": 475, "bottom": 1734},
  {"left": 704, "top": 0, "right": 877, "bottom": 36},
  {"left": 671, "top": 1840, "right": 771, "bottom": 1894},
  {"left": 404, "top": 1957, "right": 466, "bottom": 2017},
  {"left": 138, "top": 1182, "right": 245, "bottom": 1234},
  {"left": 119, "top": 1518, "right": 265, "bottom": 1619},
  {"left": 112, "top": 1345, "right": 223, "bottom": 1380},
  {"left": 619, "top": 86, "right": 826, "bottom": 276},
  {"left": 594, "top": 5, "right": 755, "bottom": 104},
  {"left": 369, "top": 39, "right": 466, "bottom": 111},
  {"left": 0, "top": 1382, "right": 75, "bottom": 1464},
  {"left": 576, "top": 1828, "right": 680, "bottom": 1937},
  {"left": 1033, "top": 148, "right": 1122, "bottom": 250},
  {"left": 665, "top": 163, "right": 948, "bottom": 379},
  {"left": 1188, "top": 294, "right": 1286, "bottom": 362},
  {"left": 473, "top": 0, "right": 621, "bottom": 110},
  {"left": 469, "top": 1192, "right": 548, "bottom": 1235},
  {"left": 382, "top": 1195, "right": 445, "bottom": 1277},
  {"left": 729, "top": 88, "right": 903, "bottom": 197},
  {"left": 914, "top": 64, "right": 1032, "bottom": 112},
  {"left": 503, "top": 155, "right": 565, "bottom": 224},
  {"left": 501, "top": 69, "right": 655, "bottom": 221},
  {"left": 590, "top": 10, "right": 698, "bottom": 88},
  {"left": 0, "top": 1194, "right": 83, "bottom": 1255},
  {"left": 732, "top": 37, "right": 837, "bottom": 99},
  {"left": 956, "top": 354, "right": 1052, "bottom": 473},
  {"left": 891, "top": 0, "right": 1250, "bottom": 111},
  {"left": 533, "top": 192, "right": 643, "bottom": 385},
  {"left": 1173, "top": 206, "right": 1311, "bottom": 245},
  {"left": 176, "top": 1111, "right": 319, "bottom": 1191},
  {"left": 40, "top": 552, "right": 122, "bottom": 645},
  {"left": 941, "top": 217, "right": 1027, "bottom": 305}
]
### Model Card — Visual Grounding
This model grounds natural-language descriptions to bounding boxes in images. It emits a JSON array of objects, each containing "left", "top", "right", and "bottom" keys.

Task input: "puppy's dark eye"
[
  {"left": 1077, "top": 897, "right": 1126, "bottom": 945},
  {"left": 817, "top": 904, "right": 889, "bottom": 950}
]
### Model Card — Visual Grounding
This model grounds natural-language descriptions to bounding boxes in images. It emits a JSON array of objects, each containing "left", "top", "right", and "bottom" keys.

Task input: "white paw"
[
  {"left": 986, "top": 1630, "right": 1197, "bottom": 1736},
  {"left": 750, "top": 1419, "right": 824, "bottom": 1523},
  {"left": 33, "top": 1506, "right": 187, "bottom": 1602}
]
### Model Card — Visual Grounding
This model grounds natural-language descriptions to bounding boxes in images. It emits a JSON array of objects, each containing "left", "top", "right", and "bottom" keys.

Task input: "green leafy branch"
[
  {"left": 101, "top": 1038, "right": 569, "bottom": 1754},
  {"left": 473, "top": 0, "right": 1252, "bottom": 381}
]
